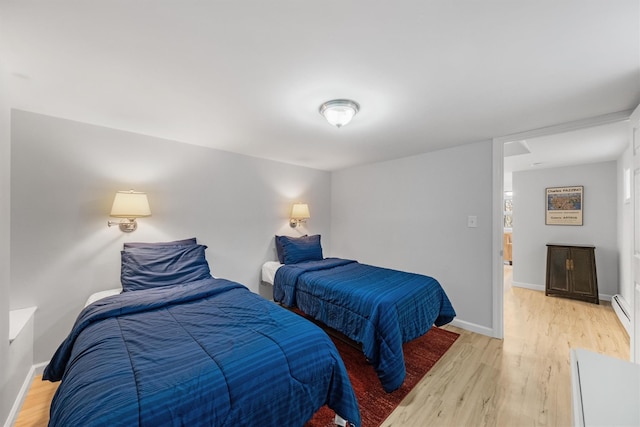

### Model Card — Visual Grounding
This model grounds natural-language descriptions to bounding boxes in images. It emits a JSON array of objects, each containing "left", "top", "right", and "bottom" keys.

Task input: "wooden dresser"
[{"left": 545, "top": 244, "right": 598, "bottom": 304}]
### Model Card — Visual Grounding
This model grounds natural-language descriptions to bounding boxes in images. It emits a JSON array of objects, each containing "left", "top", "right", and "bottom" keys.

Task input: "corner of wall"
[{"left": 0, "top": 53, "right": 14, "bottom": 426}]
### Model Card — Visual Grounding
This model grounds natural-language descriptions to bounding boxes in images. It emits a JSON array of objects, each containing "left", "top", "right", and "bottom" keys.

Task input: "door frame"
[
  {"left": 491, "top": 110, "right": 633, "bottom": 340},
  {"left": 630, "top": 106, "right": 640, "bottom": 362}
]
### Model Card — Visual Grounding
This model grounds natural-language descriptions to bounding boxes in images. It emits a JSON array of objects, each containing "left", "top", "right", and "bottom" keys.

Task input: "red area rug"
[{"left": 305, "top": 327, "right": 460, "bottom": 427}]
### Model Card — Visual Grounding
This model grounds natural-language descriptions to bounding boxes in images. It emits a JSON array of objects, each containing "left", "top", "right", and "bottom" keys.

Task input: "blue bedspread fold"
[
  {"left": 44, "top": 277, "right": 361, "bottom": 427},
  {"left": 273, "top": 258, "right": 456, "bottom": 393}
]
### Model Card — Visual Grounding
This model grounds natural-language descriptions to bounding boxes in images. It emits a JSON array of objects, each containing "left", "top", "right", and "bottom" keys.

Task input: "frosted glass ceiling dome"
[{"left": 319, "top": 99, "right": 360, "bottom": 128}]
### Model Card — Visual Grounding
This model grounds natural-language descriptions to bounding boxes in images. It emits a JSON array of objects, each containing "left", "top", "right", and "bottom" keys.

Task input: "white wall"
[
  {"left": 512, "top": 162, "right": 619, "bottom": 297},
  {"left": 331, "top": 141, "right": 494, "bottom": 333},
  {"left": 0, "top": 46, "right": 13, "bottom": 425},
  {"left": 10, "top": 110, "right": 331, "bottom": 364},
  {"left": 618, "top": 144, "right": 633, "bottom": 306}
]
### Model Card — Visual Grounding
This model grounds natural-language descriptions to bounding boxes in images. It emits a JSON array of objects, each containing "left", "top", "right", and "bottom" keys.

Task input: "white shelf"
[{"left": 9, "top": 306, "right": 37, "bottom": 343}]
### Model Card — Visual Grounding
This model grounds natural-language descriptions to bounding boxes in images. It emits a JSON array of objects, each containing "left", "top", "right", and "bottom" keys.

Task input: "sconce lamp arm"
[
  {"left": 107, "top": 218, "right": 138, "bottom": 233},
  {"left": 290, "top": 218, "right": 308, "bottom": 228}
]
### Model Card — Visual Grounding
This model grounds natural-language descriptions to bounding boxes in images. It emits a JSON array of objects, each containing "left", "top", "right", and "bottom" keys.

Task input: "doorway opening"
[{"left": 492, "top": 111, "right": 631, "bottom": 340}]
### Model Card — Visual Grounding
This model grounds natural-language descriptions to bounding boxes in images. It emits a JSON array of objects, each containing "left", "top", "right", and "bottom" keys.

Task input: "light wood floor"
[
  {"left": 14, "top": 266, "right": 629, "bottom": 427},
  {"left": 382, "top": 266, "right": 629, "bottom": 427}
]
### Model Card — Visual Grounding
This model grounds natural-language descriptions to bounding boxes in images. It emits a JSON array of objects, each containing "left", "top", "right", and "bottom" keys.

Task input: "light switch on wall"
[{"left": 467, "top": 215, "right": 478, "bottom": 228}]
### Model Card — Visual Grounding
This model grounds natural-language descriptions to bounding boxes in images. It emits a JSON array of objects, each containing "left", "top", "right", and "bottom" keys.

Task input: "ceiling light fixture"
[{"left": 319, "top": 99, "right": 360, "bottom": 128}]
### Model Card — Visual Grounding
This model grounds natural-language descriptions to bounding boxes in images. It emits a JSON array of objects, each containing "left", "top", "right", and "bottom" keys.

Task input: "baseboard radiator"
[{"left": 611, "top": 294, "right": 631, "bottom": 336}]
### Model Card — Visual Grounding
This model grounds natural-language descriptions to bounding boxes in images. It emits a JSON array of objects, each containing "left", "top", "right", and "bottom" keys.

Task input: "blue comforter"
[
  {"left": 273, "top": 258, "right": 456, "bottom": 392},
  {"left": 44, "top": 277, "right": 361, "bottom": 427}
]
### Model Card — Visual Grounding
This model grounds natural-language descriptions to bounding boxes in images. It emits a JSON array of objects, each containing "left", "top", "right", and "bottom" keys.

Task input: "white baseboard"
[
  {"left": 598, "top": 293, "right": 612, "bottom": 302},
  {"left": 449, "top": 318, "right": 494, "bottom": 337},
  {"left": 512, "top": 281, "right": 544, "bottom": 292},
  {"left": 512, "top": 282, "right": 612, "bottom": 302},
  {"left": 34, "top": 361, "right": 49, "bottom": 376},
  {"left": 3, "top": 361, "right": 50, "bottom": 427},
  {"left": 611, "top": 294, "right": 631, "bottom": 336},
  {"left": 4, "top": 366, "right": 36, "bottom": 427}
]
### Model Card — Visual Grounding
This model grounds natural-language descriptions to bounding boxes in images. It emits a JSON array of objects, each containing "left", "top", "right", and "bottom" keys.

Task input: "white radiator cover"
[{"left": 611, "top": 294, "right": 631, "bottom": 336}]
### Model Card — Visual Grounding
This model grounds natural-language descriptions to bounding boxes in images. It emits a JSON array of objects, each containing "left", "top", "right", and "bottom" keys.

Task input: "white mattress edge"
[
  {"left": 261, "top": 261, "right": 283, "bottom": 285},
  {"left": 85, "top": 288, "right": 122, "bottom": 307}
]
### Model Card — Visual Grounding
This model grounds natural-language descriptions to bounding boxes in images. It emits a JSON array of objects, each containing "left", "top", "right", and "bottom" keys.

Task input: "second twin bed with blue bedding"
[{"left": 271, "top": 234, "right": 457, "bottom": 393}]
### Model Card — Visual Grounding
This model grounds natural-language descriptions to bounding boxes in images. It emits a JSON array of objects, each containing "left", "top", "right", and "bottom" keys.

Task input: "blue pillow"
[
  {"left": 123, "top": 238, "right": 197, "bottom": 250},
  {"left": 121, "top": 244, "right": 211, "bottom": 292},
  {"left": 277, "top": 235, "right": 323, "bottom": 264},
  {"left": 275, "top": 234, "right": 307, "bottom": 263}
]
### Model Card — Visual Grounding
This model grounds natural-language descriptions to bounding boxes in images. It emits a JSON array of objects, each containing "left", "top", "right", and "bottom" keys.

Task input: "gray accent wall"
[
  {"left": 512, "top": 161, "right": 619, "bottom": 297},
  {"left": 10, "top": 110, "right": 331, "bottom": 364},
  {"left": 331, "top": 141, "right": 495, "bottom": 332}
]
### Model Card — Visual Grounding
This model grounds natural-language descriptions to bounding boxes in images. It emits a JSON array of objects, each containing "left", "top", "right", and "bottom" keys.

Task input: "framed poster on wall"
[{"left": 545, "top": 186, "right": 583, "bottom": 226}]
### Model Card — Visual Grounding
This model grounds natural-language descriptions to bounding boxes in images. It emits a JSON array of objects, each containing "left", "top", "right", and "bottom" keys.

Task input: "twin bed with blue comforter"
[
  {"left": 272, "top": 235, "right": 456, "bottom": 393},
  {"left": 44, "top": 239, "right": 361, "bottom": 427}
]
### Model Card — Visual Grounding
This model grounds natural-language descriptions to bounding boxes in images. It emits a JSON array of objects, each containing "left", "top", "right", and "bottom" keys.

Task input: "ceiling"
[
  {"left": 503, "top": 119, "right": 630, "bottom": 190},
  {"left": 1, "top": 1, "right": 638, "bottom": 171}
]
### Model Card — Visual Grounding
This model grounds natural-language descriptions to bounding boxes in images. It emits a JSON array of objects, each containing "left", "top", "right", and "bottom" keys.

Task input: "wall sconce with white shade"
[
  {"left": 107, "top": 190, "right": 151, "bottom": 232},
  {"left": 290, "top": 203, "right": 310, "bottom": 228}
]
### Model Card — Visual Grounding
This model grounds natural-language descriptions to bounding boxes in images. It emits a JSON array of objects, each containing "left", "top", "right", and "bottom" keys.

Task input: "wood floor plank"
[
  {"left": 383, "top": 265, "right": 629, "bottom": 427},
  {"left": 13, "top": 374, "right": 58, "bottom": 427},
  {"left": 14, "top": 266, "right": 629, "bottom": 426}
]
